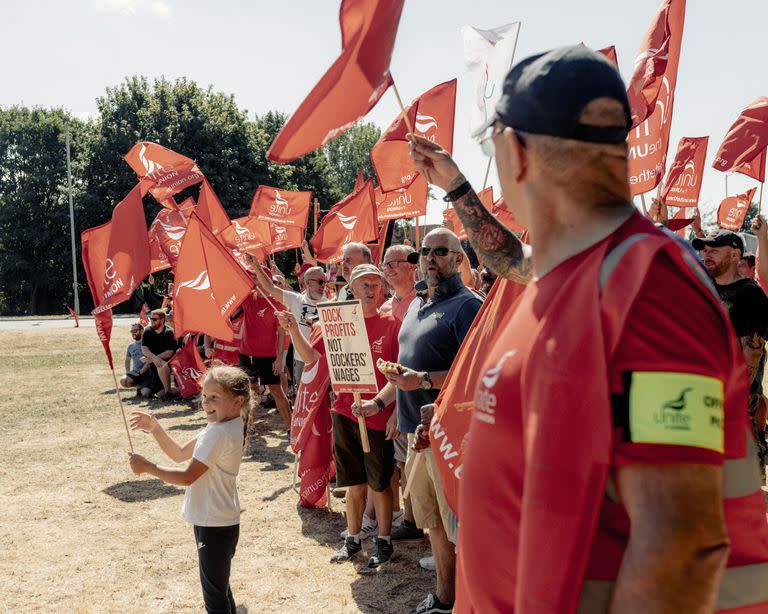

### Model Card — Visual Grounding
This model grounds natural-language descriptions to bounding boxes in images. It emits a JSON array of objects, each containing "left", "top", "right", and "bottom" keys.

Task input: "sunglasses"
[
  {"left": 479, "top": 125, "right": 526, "bottom": 157},
  {"left": 419, "top": 246, "right": 459, "bottom": 258}
]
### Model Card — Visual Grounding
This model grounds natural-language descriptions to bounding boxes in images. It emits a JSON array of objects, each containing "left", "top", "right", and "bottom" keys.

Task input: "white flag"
[{"left": 462, "top": 22, "right": 521, "bottom": 137}]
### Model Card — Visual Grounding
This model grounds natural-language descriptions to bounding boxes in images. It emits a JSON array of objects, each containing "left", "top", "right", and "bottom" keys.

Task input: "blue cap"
[{"left": 491, "top": 45, "right": 631, "bottom": 144}]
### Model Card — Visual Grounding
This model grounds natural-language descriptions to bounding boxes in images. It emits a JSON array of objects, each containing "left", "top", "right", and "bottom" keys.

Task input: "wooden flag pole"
[
  {"left": 313, "top": 198, "right": 319, "bottom": 234},
  {"left": 482, "top": 157, "right": 493, "bottom": 191},
  {"left": 760, "top": 182, "right": 764, "bottom": 215},
  {"left": 403, "top": 452, "right": 423, "bottom": 500},
  {"left": 391, "top": 79, "right": 432, "bottom": 184},
  {"left": 353, "top": 392, "right": 371, "bottom": 453},
  {"left": 110, "top": 368, "right": 134, "bottom": 452},
  {"left": 640, "top": 193, "right": 649, "bottom": 216},
  {"left": 255, "top": 285, "right": 280, "bottom": 312},
  {"left": 415, "top": 216, "right": 420, "bottom": 247}
]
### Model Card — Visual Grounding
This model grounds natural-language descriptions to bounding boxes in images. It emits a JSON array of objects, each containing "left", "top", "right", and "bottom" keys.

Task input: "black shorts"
[
  {"left": 126, "top": 371, "right": 153, "bottom": 388},
  {"left": 143, "top": 364, "right": 164, "bottom": 393},
  {"left": 238, "top": 354, "right": 280, "bottom": 385},
  {"left": 332, "top": 413, "right": 395, "bottom": 492}
]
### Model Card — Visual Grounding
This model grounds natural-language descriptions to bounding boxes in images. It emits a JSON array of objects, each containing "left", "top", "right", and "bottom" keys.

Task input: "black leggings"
[{"left": 194, "top": 524, "right": 239, "bottom": 614}]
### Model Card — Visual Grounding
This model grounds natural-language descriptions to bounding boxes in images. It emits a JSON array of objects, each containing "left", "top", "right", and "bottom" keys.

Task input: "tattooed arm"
[
  {"left": 741, "top": 333, "right": 765, "bottom": 384},
  {"left": 409, "top": 135, "right": 532, "bottom": 284}
]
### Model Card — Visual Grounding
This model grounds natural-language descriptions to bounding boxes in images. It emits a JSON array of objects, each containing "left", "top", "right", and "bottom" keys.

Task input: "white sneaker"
[
  {"left": 340, "top": 514, "right": 378, "bottom": 539},
  {"left": 419, "top": 555, "right": 436, "bottom": 571}
]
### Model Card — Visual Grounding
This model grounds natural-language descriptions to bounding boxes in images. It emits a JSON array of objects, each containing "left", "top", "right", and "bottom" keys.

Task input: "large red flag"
[
  {"left": 248, "top": 185, "right": 312, "bottom": 228},
  {"left": 148, "top": 197, "right": 196, "bottom": 267},
  {"left": 266, "top": 0, "right": 404, "bottom": 163},
  {"left": 717, "top": 187, "right": 757, "bottom": 231},
  {"left": 170, "top": 337, "right": 207, "bottom": 399},
  {"left": 124, "top": 142, "right": 204, "bottom": 203},
  {"left": 661, "top": 136, "right": 708, "bottom": 207},
  {"left": 310, "top": 180, "right": 378, "bottom": 263},
  {"left": 267, "top": 224, "right": 305, "bottom": 255},
  {"left": 219, "top": 217, "right": 271, "bottom": 254},
  {"left": 713, "top": 98, "right": 768, "bottom": 182},
  {"left": 173, "top": 213, "right": 254, "bottom": 341},
  {"left": 626, "top": 0, "right": 674, "bottom": 128},
  {"left": 81, "top": 184, "right": 151, "bottom": 315},
  {"left": 627, "top": 0, "right": 685, "bottom": 196},
  {"left": 291, "top": 337, "right": 335, "bottom": 508},
  {"left": 196, "top": 178, "right": 231, "bottom": 235},
  {"left": 431, "top": 276, "right": 527, "bottom": 515},
  {"left": 375, "top": 173, "right": 428, "bottom": 221},
  {"left": 371, "top": 79, "right": 457, "bottom": 192}
]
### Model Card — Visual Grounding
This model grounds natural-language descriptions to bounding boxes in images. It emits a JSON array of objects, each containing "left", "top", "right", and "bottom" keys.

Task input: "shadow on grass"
[
  {"left": 242, "top": 410, "right": 293, "bottom": 471},
  {"left": 168, "top": 423, "right": 206, "bottom": 432},
  {"left": 102, "top": 478, "right": 183, "bottom": 502},
  {"left": 153, "top": 406, "right": 199, "bottom": 420},
  {"left": 261, "top": 485, "right": 293, "bottom": 502}
]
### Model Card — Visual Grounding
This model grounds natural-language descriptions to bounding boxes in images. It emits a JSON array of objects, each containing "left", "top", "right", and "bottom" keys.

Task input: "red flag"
[
  {"left": 717, "top": 187, "right": 757, "bottom": 231},
  {"left": 196, "top": 178, "right": 231, "bottom": 235},
  {"left": 310, "top": 180, "right": 379, "bottom": 263},
  {"left": 149, "top": 233, "right": 172, "bottom": 273},
  {"left": 668, "top": 206, "right": 694, "bottom": 237},
  {"left": 148, "top": 197, "right": 195, "bottom": 268},
  {"left": 170, "top": 337, "right": 207, "bottom": 399},
  {"left": 267, "top": 223, "right": 305, "bottom": 255},
  {"left": 353, "top": 168, "right": 365, "bottom": 192},
  {"left": 431, "top": 276, "right": 528, "bottom": 515},
  {"left": 713, "top": 97, "right": 768, "bottom": 182},
  {"left": 266, "top": 0, "right": 404, "bottom": 163},
  {"left": 443, "top": 187, "right": 494, "bottom": 241},
  {"left": 67, "top": 306, "right": 80, "bottom": 328},
  {"left": 492, "top": 197, "right": 526, "bottom": 234},
  {"left": 597, "top": 45, "right": 618, "bottom": 67},
  {"left": 81, "top": 184, "right": 151, "bottom": 315},
  {"left": 139, "top": 303, "right": 150, "bottom": 326},
  {"left": 627, "top": 0, "right": 685, "bottom": 196},
  {"left": 173, "top": 213, "right": 254, "bottom": 341},
  {"left": 375, "top": 173, "right": 428, "bottom": 221},
  {"left": 371, "top": 79, "right": 457, "bottom": 192},
  {"left": 248, "top": 185, "right": 312, "bottom": 228},
  {"left": 660, "top": 136, "right": 708, "bottom": 207},
  {"left": 291, "top": 339, "right": 335, "bottom": 508},
  {"left": 124, "top": 142, "right": 204, "bottom": 203},
  {"left": 94, "top": 310, "right": 115, "bottom": 369},
  {"left": 626, "top": 1, "right": 674, "bottom": 128}
]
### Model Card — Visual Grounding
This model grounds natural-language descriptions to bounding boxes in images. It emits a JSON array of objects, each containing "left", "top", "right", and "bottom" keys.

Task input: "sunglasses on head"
[{"left": 419, "top": 246, "right": 459, "bottom": 257}]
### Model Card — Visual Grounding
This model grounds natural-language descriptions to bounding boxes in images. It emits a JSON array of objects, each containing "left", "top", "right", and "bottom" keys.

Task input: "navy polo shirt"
[{"left": 397, "top": 273, "right": 483, "bottom": 433}]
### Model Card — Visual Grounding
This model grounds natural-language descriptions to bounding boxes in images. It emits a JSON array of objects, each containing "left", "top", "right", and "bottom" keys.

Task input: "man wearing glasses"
[
  {"left": 360, "top": 228, "right": 482, "bottom": 614},
  {"left": 253, "top": 265, "right": 326, "bottom": 386},
  {"left": 140, "top": 309, "right": 178, "bottom": 400}
]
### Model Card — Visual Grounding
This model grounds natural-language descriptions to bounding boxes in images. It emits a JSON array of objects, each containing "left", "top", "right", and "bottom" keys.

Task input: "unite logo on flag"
[
  {"left": 270, "top": 191, "right": 291, "bottom": 216},
  {"left": 177, "top": 271, "right": 211, "bottom": 292},
  {"left": 138, "top": 143, "right": 163, "bottom": 179},
  {"left": 415, "top": 113, "right": 438, "bottom": 140},
  {"left": 160, "top": 221, "right": 186, "bottom": 242},
  {"left": 102, "top": 258, "right": 129, "bottom": 302},
  {"left": 182, "top": 367, "right": 203, "bottom": 380},
  {"left": 232, "top": 220, "right": 255, "bottom": 244}
]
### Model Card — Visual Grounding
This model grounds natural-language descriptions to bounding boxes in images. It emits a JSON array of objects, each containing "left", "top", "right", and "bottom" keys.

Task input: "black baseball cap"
[
  {"left": 483, "top": 45, "right": 631, "bottom": 144},
  {"left": 692, "top": 230, "right": 744, "bottom": 253}
]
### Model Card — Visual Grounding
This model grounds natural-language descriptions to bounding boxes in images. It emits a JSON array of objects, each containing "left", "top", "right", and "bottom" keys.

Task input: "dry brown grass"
[{"left": 0, "top": 323, "right": 434, "bottom": 613}]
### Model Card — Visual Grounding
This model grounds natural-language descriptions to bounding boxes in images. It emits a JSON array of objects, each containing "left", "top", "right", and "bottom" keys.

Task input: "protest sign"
[{"left": 316, "top": 299, "right": 377, "bottom": 452}]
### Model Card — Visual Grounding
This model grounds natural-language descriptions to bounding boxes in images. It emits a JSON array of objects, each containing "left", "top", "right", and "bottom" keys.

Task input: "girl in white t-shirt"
[{"left": 128, "top": 365, "right": 251, "bottom": 614}]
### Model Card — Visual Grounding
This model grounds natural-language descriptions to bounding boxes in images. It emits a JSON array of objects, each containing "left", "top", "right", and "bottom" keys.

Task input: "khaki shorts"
[{"left": 406, "top": 433, "right": 457, "bottom": 543}]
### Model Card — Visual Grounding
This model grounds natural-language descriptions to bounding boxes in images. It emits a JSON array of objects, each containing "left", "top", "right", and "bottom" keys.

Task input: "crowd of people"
[{"left": 124, "top": 45, "right": 768, "bottom": 614}]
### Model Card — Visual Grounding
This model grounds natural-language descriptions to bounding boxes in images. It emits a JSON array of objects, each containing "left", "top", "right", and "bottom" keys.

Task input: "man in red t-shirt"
[
  {"left": 409, "top": 45, "right": 768, "bottom": 614},
  {"left": 239, "top": 267, "right": 290, "bottom": 429},
  {"left": 277, "top": 264, "right": 401, "bottom": 569}
]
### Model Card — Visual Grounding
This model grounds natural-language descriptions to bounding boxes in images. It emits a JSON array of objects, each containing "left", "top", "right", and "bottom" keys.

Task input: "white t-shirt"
[
  {"left": 281, "top": 289, "right": 319, "bottom": 345},
  {"left": 182, "top": 418, "right": 243, "bottom": 527}
]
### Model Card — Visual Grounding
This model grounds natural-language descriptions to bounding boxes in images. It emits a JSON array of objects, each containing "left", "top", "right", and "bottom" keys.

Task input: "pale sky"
[{"left": 2, "top": 0, "right": 766, "bottom": 226}]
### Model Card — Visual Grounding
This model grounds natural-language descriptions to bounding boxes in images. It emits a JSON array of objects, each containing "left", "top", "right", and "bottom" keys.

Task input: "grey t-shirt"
[
  {"left": 126, "top": 341, "right": 143, "bottom": 372},
  {"left": 396, "top": 274, "right": 482, "bottom": 433}
]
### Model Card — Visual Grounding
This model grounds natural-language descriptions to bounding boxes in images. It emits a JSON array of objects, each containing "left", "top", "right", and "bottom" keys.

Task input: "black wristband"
[
  {"left": 373, "top": 397, "right": 386, "bottom": 412},
  {"left": 443, "top": 180, "right": 472, "bottom": 202}
]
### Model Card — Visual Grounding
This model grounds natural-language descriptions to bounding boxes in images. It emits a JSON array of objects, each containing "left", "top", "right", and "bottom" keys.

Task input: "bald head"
[{"left": 423, "top": 227, "right": 462, "bottom": 251}]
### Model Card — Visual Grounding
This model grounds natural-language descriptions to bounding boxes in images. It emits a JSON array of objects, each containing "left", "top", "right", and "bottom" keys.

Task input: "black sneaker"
[
  {"left": 330, "top": 536, "right": 362, "bottom": 563},
  {"left": 405, "top": 593, "right": 454, "bottom": 614},
  {"left": 367, "top": 537, "right": 393, "bottom": 568},
  {"left": 391, "top": 520, "right": 425, "bottom": 542}
]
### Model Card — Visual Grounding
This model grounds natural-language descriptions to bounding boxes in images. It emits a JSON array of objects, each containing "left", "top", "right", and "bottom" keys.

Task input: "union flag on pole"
[
  {"left": 81, "top": 184, "right": 151, "bottom": 315},
  {"left": 661, "top": 136, "right": 708, "bottom": 207},
  {"left": 627, "top": 0, "right": 686, "bottom": 196},
  {"left": 266, "top": 0, "right": 404, "bottom": 163},
  {"left": 371, "top": 79, "right": 457, "bottom": 192},
  {"left": 717, "top": 187, "right": 757, "bottom": 231},
  {"left": 267, "top": 223, "right": 305, "bottom": 255},
  {"left": 431, "top": 276, "right": 527, "bottom": 515},
  {"left": 148, "top": 197, "right": 196, "bottom": 268},
  {"left": 375, "top": 173, "right": 428, "bottom": 221},
  {"left": 149, "top": 232, "right": 171, "bottom": 273},
  {"left": 170, "top": 337, "right": 207, "bottom": 399},
  {"left": 249, "top": 186, "right": 312, "bottom": 228},
  {"left": 124, "top": 142, "right": 204, "bottom": 203},
  {"left": 626, "top": 0, "right": 674, "bottom": 128},
  {"left": 462, "top": 23, "right": 521, "bottom": 136},
  {"left": 173, "top": 213, "right": 254, "bottom": 341},
  {"left": 713, "top": 97, "right": 768, "bottom": 182},
  {"left": 310, "top": 180, "right": 378, "bottom": 263},
  {"left": 219, "top": 217, "right": 271, "bottom": 254}
]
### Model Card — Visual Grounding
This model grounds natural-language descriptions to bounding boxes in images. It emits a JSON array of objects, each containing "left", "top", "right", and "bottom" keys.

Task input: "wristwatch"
[{"left": 420, "top": 371, "right": 433, "bottom": 390}]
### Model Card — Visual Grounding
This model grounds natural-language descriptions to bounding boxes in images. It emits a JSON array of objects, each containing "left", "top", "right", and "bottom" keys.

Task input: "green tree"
[
  {"left": 0, "top": 106, "right": 92, "bottom": 314},
  {"left": 323, "top": 122, "right": 381, "bottom": 195}
]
